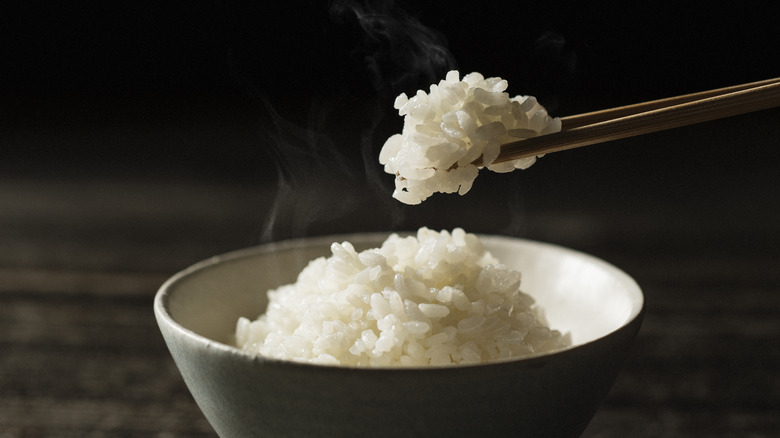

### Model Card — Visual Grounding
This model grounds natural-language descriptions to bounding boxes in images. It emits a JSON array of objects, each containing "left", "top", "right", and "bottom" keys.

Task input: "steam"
[
  {"left": 330, "top": 0, "right": 457, "bottom": 97},
  {"left": 256, "top": 0, "right": 461, "bottom": 243},
  {"left": 245, "top": 1, "right": 461, "bottom": 243},
  {"left": 257, "top": 98, "right": 390, "bottom": 243}
]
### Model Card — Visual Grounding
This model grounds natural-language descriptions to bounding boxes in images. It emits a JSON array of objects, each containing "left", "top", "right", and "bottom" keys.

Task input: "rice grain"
[{"left": 235, "top": 228, "right": 571, "bottom": 367}]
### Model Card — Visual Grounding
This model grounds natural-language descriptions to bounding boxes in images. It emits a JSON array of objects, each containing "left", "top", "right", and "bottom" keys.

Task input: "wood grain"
[
  {"left": 485, "top": 80, "right": 780, "bottom": 165},
  {"left": 2, "top": 107, "right": 778, "bottom": 437}
]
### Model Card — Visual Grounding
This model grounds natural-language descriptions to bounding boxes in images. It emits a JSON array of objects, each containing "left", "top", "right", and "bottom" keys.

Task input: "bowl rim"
[{"left": 154, "top": 232, "right": 645, "bottom": 372}]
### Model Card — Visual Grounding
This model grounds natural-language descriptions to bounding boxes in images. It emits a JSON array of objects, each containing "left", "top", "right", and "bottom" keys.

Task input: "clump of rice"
[
  {"left": 235, "top": 228, "right": 570, "bottom": 367},
  {"left": 379, "top": 70, "right": 561, "bottom": 205}
]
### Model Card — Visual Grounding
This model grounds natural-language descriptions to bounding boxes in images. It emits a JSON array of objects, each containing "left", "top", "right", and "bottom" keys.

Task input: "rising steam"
[
  {"left": 256, "top": 98, "right": 387, "bottom": 243},
  {"left": 330, "top": 0, "right": 457, "bottom": 97},
  {"left": 251, "top": 1, "right": 463, "bottom": 242}
]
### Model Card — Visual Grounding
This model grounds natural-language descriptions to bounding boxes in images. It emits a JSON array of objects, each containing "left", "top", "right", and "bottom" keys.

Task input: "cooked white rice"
[
  {"left": 379, "top": 70, "right": 561, "bottom": 204},
  {"left": 235, "top": 228, "right": 570, "bottom": 367}
]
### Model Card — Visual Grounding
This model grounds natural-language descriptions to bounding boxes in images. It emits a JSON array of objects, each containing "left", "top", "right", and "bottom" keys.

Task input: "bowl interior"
[{"left": 161, "top": 233, "right": 643, "bottom": 352}]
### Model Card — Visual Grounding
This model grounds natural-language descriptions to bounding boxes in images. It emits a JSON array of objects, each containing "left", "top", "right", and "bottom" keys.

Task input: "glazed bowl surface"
[{"left": 154, "top": 233, "right": 644, "bottom": 438}]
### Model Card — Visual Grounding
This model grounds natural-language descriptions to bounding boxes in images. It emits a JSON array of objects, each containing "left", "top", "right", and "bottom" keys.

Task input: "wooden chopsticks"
[{"left": 478, "top": 78, "right": 780, "bottom": 167}]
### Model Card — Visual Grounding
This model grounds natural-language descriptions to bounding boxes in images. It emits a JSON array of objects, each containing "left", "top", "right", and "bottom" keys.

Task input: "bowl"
[{"left": 154, "top": 233, "right": 644, "bottom": 438}]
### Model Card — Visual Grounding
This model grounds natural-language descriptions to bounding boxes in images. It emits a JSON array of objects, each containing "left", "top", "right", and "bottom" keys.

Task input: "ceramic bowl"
[{"left": 154, "top": 233, "right": 644, "bottom": 437}]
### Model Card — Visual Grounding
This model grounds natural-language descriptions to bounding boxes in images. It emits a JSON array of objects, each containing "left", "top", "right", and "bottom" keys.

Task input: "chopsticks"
[{"left": 478, "top": 78, "right": 780, "bottom": 167}]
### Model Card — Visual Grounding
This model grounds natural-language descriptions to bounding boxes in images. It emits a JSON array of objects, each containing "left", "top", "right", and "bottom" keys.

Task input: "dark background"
[
  {"left": 1, "top": 1, "right": 779, "bottom": 436},
  {"left": 2, "top": 0, "right": 779, "bottom": 238},
  {"left": 3, "top": 0, "right": 779, "bottom": 237}
]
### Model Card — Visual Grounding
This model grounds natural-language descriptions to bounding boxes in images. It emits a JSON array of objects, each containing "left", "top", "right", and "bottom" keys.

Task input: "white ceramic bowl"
[{"left": 155, "top": 233, "right": 644, "bottom": 438}]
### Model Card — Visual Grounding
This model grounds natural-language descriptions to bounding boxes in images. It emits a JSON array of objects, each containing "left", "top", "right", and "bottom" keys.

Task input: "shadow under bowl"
[{"left": 154, "top": 233, "right": 644, "bottom": 438}]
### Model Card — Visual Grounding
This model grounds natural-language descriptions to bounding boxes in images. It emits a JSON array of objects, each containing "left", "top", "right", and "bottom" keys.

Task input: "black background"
[
  {"left": 2, "top": 0, "right": 779, "bottom": 238},
  {"left": 3, "top": 1, "right": 778, "bottom": 166}
]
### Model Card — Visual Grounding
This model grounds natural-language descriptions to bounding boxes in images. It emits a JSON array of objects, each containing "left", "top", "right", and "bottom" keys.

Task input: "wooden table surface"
[{"left": 2, "top": 105, "right": 779, "bottom": 437}]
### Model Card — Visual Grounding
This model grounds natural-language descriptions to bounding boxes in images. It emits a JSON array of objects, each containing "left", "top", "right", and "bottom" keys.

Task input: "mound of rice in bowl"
[
  {"left": 380, "top": 70, "right": 561, "bottom": 205},
  {"left": 235, "top": 228, "right": 570, "bottom": 367}
]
